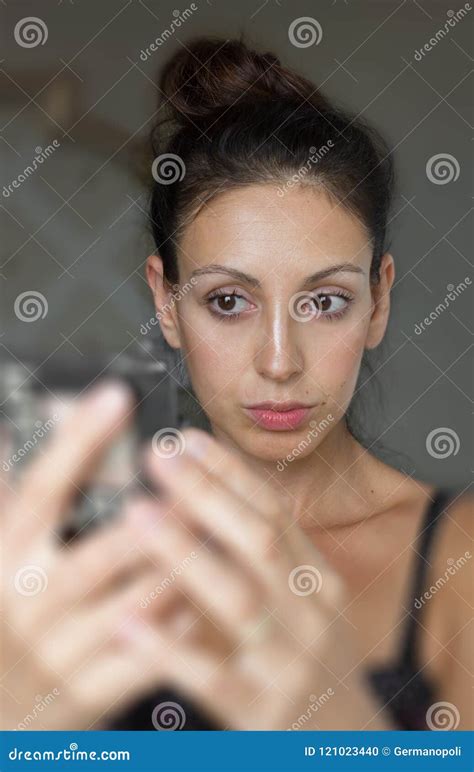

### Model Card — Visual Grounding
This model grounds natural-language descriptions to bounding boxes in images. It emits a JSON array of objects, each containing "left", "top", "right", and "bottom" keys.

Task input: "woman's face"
[{"left": 150, "top": 184, "right": 393, "bottom": 462}]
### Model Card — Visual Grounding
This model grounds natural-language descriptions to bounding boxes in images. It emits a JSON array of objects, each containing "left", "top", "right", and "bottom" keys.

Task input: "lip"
[
  {"left": 245, "top": 401, "right": 312, "bottom": 411},
  {"left": 243, "top": 401, "right": 315, "bottom": 431}
]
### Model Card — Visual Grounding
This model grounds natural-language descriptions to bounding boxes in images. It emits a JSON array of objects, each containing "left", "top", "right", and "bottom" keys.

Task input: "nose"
[{"left": 254, "top": 303, "right": 304, "bottom": 382}]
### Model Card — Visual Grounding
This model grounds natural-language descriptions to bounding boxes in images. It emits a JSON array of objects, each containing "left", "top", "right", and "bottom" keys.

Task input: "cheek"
[
  {"left": 310, "top": 320, "right": 368, "bottom": 405},
  {"left": 179, "top": 317, "right": 249, "bottom": 403}
]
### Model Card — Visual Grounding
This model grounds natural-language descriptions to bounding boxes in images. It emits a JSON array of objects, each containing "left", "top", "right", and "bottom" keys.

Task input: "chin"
[{"left": 229, "top": 422, "right": 324, "bottom": 464}]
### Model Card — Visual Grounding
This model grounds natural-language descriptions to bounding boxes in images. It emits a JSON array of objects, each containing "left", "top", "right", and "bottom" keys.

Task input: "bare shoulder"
[
  {"left": 432, "top": 489, "right": 474, "bottom": 585},
  {"left": 421, "top": 488, "right": 473, "bottom": 681},
  {"left": 417, "top": 489, "right": 474, "bottom": 728}
]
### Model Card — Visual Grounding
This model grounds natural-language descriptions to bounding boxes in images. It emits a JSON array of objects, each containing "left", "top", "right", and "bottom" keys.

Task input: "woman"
[{"left": 1, "top": 37, "right": 472, "bottom": 732}]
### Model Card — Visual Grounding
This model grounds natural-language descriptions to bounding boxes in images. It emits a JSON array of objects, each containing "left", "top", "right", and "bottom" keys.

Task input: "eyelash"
[
  {"left": 205, "top": 289, "right": 354, "bottom": 322},
  {"left": 206, "top": 291, "right": 244, "bottom": 323}
]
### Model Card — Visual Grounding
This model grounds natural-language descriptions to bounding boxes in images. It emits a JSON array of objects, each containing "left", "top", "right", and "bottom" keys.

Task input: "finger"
[
  {"left": 146, "top": 449, "right": 343, "bottom": 626},
  {"left": 9, "top": 381, "right": 134, "bottom": 545},
  {"left": 114, "top": 614, "right": 301, "bottom": 731},
  {"left": 181, "top": 428, "right": 286, "bottom": 525},
  {"left": 178, "top": 432, "right": 343, "bottom": 605},
  {"left": 91, "top": 617, "right": 241, "bottom": 730},
  {"left": 143, "top": 513, "right": 264, "bottom": 642},
  {"left": 42, "top": 498, "right": 168, "bottom": 617},
  {"left": 37, "top": 568, "right": 181, "bottom": 678},
  {"left": 146, "top": 515, "right": 335, "bottom": 657},
  {"left": 133, "top": 503, "right": 327, "bottom": 648},
  {"left": 146, "top": 448, "right": 288, "bottom": 580},
  {"left": 69, "top": 620, "right": 172, "bottom": 727}
]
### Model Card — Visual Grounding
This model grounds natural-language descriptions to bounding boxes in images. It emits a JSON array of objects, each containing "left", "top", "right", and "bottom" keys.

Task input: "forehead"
[{"left": 178, "top": 184, "right": 372, "bottom": 275}]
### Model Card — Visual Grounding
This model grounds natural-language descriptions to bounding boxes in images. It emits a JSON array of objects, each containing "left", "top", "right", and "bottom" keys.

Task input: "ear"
[
  {"left": 365, "top": 253, "right": 395, "bottom": 350},
  {"left": 145, "top": 254, "right": 182, "bottom": 349}
]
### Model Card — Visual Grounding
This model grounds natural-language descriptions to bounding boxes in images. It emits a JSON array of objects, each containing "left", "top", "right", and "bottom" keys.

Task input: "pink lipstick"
[{"left": 243, "top": 401, "right": 314, "bottom": 431}]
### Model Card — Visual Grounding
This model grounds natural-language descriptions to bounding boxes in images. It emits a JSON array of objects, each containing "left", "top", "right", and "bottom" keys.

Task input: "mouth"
[{"left": 242, "top": 401, "right": 316, "bottom": 431}]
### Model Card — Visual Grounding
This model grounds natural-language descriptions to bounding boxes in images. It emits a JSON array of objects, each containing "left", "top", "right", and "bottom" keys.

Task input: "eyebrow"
[{"left": 189, "top": 262, "right": 365, "bottom": 288}]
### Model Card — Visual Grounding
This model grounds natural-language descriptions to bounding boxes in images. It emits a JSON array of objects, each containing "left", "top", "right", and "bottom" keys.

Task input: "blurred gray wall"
[{"left": 1, "top": 0, "right": 472, "bottom": 486}]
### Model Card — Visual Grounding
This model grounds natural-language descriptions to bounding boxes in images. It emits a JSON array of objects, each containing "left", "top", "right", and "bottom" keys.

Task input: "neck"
[{"left": 212, "top": 418, "right": 379, "bottom": 533}]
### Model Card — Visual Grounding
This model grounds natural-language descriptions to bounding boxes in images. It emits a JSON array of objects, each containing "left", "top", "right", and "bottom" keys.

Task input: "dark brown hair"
[{"left": 149, "top": 36, "right": 395, "bottom": 288}]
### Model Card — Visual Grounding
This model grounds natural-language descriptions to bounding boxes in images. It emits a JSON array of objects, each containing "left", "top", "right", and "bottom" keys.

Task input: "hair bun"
[{"left": 158, "top": 36, "right": 326, "bottom": 122}]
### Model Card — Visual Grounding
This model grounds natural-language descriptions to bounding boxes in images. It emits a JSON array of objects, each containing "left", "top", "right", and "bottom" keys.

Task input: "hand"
[
  {"left": 143, "top": 428, "right": 389, "bottom": 730},
  {"left": 0, "top": 382, "right": 182, "bottom": 730}
]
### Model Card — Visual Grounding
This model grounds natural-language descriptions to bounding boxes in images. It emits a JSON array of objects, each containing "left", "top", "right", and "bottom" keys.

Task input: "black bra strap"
[{"left": 399, "top": 487, "right": 455, "bottom": 665}]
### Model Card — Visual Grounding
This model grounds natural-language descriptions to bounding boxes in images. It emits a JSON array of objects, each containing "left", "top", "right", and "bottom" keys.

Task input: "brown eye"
[
  {"left": 318, "top": 295, "right": 332, "bottom": 312},
  {"left": 316, "top": 294, "right": 349, "bottom": 315},
  {"left": 207, "top": 292, "right": 250, "bottom": 318},
  {"left": 218, "top": 295, "right": 237, "bottom": 312}
]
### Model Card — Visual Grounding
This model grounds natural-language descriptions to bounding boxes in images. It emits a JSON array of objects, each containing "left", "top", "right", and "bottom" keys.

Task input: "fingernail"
[
  {"left": 87, "top": 380, "right": 132, "bottom": 414},
  {"left": 128, "top": 501, "right": 161, "bottom": 528},
  {"left": 117, "top": 616, "right": 149, "bottom": 645},
  {"left": 183, "top": 430, "right": 211, "bottom": 459},
  {"left": 160, "top": 452, "right": 184, "bottom": 470}
]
